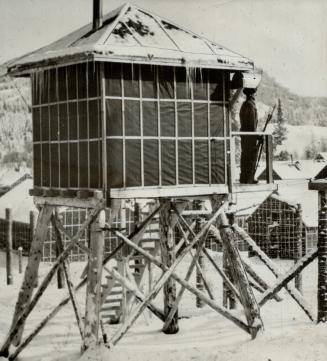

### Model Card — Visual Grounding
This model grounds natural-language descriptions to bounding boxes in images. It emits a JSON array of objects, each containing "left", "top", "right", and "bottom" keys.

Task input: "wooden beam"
[
  {"left": 0, "top": 205, "right": 102, "bottom": 356},
  {"left": 317, "top": 190, "right": 327, "bottom": 323},
  {"left": 162, "top": 221, "right": 209, "bottom": 332},
  {"left": 83, "top": 209, "right": 106, "bottom": 350},
  {"left": 51, "top": 215, "right": 84, "bottom": 339},
  {"left": 259, "top": 248, "right": 318, "bottom": 307},
  {"left": 233, "top": 225, "right": 315, "bottom": 321},
  {"left": 5, "top": 208, "right": 13, "bottom": 285},
  {"left": 108, "top": 204, "right": 228, "bottom": 344},
  {"left": 159, "top": 200, "right": 187, "bottom": 333},
  {"left": 104, "top": 265, "right": 165, "bottom": 322},
  {"left": 219, "top": 212, "right": 262, "bottom": 338},
  {"left": 8, "top": 205, "right": 53, "bottom": 348},
  {"left": 242, "top": 258, "right": 282, "bottom": 302},
  {"left": 113, "top": 230, "right": 252, "bottom": 338}
]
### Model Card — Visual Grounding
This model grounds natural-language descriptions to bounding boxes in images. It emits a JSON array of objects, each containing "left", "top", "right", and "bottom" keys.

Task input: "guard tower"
[{"left": 1, "top": 2, "right": 276, "bottom": 359}]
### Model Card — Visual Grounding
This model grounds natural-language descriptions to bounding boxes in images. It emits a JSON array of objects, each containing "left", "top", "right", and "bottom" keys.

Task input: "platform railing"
[{"left": 230, "top": 132, "right": 273, "bottom": 189}]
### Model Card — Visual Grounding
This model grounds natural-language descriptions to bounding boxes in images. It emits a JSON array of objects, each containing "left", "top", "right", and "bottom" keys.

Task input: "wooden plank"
[
  {"left": 83, "top": 209, "right": 106, "bottom": 350},
  {"left": 34, "top": 195, "right": 104, "bottom": 208},
  {"left": 233, "top": 224, "right": 315, "bottom": 321},
  {"left": 259, "top": 248, "right": 318, "bottom": 307}
]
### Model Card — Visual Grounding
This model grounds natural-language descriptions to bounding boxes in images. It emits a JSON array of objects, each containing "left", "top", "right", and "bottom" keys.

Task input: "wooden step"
[{"left": 101, "top": 304, "right": 121, "bottom": 312}]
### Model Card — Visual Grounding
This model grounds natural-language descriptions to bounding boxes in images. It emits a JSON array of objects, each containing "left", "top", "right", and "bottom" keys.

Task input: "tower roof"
[{"left": 6, "top": 3, "right": 254, "bottom": 75}]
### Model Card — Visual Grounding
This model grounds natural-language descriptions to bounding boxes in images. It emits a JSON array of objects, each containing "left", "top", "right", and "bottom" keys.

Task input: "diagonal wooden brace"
[
  {"left": 259, "top": 248, "right": 318, "bottom": 307},
  {"left": 162, "top": 221, "right": 211, "bottom": 332},
  {"left": 109, "top": 204, "right": 240, "bottom": 345},
  {"left": 51, "top": 215, "right": 84, "bottom": 339},
  {"left": 113, "top": 231, "right": 252, "bottom": 340},
  {"left": 175, "top": 209, "right": 240, "bottom": 302},
  {"left": 0, "top": 203, "right": 103, "bottom": 357},
  {"left": 4, "top": 216, "right": 158, "bottom": 361},
  {"left": 104, "top": 265, "right": 165, "bottom": 321},
  {"left": 219, "top": 212, "right": 263, "bottom": 338},
  {"left": 233, "top": 224, "right": 315, "bottom": 321}
]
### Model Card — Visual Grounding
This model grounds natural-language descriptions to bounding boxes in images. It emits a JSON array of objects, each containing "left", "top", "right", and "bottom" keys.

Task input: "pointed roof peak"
[{"left": 7, "top": 2, "right": 254, "bottom": 75}]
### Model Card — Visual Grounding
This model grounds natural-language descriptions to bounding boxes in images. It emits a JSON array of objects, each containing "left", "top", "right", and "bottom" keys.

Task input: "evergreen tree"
[{"left": 272, "top": 98, "right": 288, "bottom": 152}]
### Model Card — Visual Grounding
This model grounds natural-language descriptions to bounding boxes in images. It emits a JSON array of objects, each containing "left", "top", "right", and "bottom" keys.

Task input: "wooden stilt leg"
[
  {"left": 159, "top": 200, "right": 180, "bottom": 334},
  {"left": 83, "top": 209, "right": 105, "bottom": 350},
  {"left": 219, "top": 212, "right": 262, "bottom": 339},
  {"left": 318, "top": 190, "right": 327, "bottom": 323},
  {"left": 9, "top": 205, "right": 53, "bottom": 349},
  {"left": 295, "top": 204, "right": 303, "bottom": 293}
]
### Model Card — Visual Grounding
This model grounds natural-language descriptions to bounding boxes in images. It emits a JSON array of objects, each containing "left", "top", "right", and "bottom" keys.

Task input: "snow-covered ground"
[{"left": 0, "top": 250, "right": 326, "bottom": 361}]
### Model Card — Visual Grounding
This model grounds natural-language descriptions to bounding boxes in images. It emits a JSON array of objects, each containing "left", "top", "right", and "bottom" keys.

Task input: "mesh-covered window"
[
  {"left": 31, "top": 63, "right": 102, "bottom": 190},
  {"left": 104, "top": 63, "right": 227, "bottom": 189}
]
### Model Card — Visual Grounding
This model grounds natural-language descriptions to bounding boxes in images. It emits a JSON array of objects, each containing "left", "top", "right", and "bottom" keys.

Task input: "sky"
[{"left": 0, "top": 0, "right": 326, "bottom": 97}]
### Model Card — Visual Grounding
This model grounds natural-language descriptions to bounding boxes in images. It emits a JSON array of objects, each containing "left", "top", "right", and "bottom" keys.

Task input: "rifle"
[{"left": 255, "top": 103, "right": 277, "bottom": 172}]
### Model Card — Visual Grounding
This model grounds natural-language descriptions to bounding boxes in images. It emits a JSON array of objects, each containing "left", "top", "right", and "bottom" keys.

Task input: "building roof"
[
  {"left": 6, "top": 3, "right": 254, "bottom": 75},
  {"left": 0, "top": 179, "right": 37, "bottom": 223},
  {"left": 315, "top": 152, "right": 327, "bottom": 161},
  {"left": 0, "top": 166, "right": 31, "bottom": 188},
  {"left": 257, "top": 160, "right": 327, "bottom": 181},
  {"left": 273, "top": 180, "right": 318, "bottom": 228},
  {"left": 232, "top": 190, "right": 273, "bottom": 218}
]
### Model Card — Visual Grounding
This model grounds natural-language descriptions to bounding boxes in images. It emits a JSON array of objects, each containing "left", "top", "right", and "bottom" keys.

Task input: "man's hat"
[{"left": 243, "top": 88, "right": 257, "bottom": 96}]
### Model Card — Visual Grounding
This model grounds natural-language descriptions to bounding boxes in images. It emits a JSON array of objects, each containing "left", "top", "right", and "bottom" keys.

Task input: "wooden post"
[
  {"left": 194, "top": 201, "right": 205, "bottom": 308},
  {"left": 10, "top": 205, "right": 53, "bottom": 348},
  {"left": 318, "top": 190, "right": 327, "bottom": 323},
  {"left": 265, "top": 134, "right": 273, "bottom": 184},
  {"left": 295, "top": 204, "right": 303, "bottom": 293},
  {"left": 220, "top": 212, "right": 262, "bottom": 338},
  {"left": 54, "top": 212, "right": 65, "bottom": 290},
  {"left": 83, "top": 209, "right": 105, "bottom": 350},
  {"left": 29, "top": 211, "right": 38, "bottom": 288},
  {"left": 18, "top": 247, "right": 23, "bottom": 274},
  {"left": 6, "top": 208, "right": 13, "bottom": 285},
  {"left": 159, "top": 200, "right": 179, "bottom": 334}
]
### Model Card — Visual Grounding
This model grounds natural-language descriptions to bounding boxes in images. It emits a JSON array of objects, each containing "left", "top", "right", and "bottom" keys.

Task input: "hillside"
[
  {"left": 0, "top": 72, "right": 31, "bottom": 166},
  {"left": 0, "top": 69, "right": 326, "bottom": 165}
]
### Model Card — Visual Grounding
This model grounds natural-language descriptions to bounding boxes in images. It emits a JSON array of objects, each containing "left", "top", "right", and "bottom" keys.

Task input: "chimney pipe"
[{"left": 93, "top": 0, "right": 103, "bottom": 30}]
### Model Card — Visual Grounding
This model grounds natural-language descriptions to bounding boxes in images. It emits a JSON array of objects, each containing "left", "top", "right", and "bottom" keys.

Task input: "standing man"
[{"left": 239, "top": 88, "right": 258, "bottom": 184}]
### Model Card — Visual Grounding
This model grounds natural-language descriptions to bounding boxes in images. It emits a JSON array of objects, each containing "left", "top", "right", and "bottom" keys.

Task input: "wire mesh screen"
[
  {"left": 42, "top": 207, "right": 135, "bottom": 262},
  {"left": 247, "top": 196, "right": 308, "bottom": 259},
  {"left": 0, "top": 219, "right": 31, "bottom": 255}
]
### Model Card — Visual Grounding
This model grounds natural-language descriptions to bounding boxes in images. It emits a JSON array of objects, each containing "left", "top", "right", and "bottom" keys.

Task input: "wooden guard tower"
[{"left": 0, "top": 2, "right": 286, "bottom": 359}]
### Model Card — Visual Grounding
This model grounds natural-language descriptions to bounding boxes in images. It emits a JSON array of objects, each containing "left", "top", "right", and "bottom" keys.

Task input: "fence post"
[
  {"left": 194, "top": 200, "right": 205, "bottom": 308},
  {"left": 29, "top": 210, "right": 38, "bottom": 287},
  {"left": 18, "top": 247, "right": 23, "bottom": 274},
  {"left": 265, "top": 135, "right": 273, "bottom": 184},
  {"left": 6, "top": 208, "right": 13, "bottom": 285},
  {"left": 295, "top": 204, "right": 303, "bottom": 293},
  {"left": 318, "top": 190, "right": 327, "bottom": 323}
]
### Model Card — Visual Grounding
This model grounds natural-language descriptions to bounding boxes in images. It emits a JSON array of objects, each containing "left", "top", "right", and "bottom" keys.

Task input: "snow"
[{"left": 0, "top": 250, "right": 326, "bottom": 361}]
